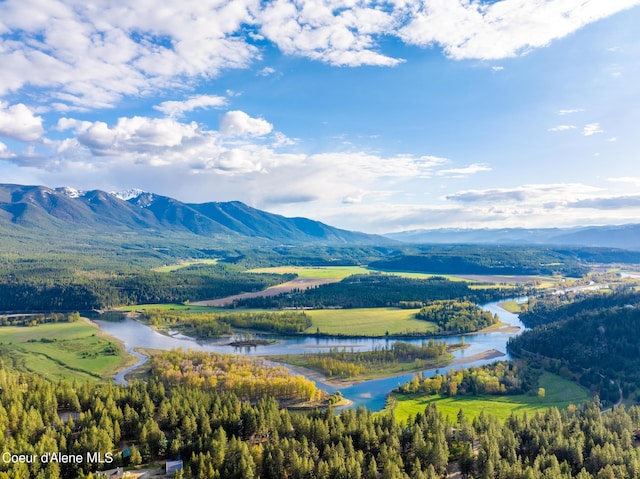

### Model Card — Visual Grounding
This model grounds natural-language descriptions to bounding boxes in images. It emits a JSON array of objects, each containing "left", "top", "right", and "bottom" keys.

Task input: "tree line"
[
  {"left": 140, "top": 310, "right": 312, "bottom": 337},
  {"left": 2, "top": 360, "right": 640, "bottom": 478},
  {"left": 397, "top": 360, "right": 541, "bottom": 397},
  {"left": 0, "top": 260, "right": 293, "bottom": 311},
  {"left": 415, "top": 300, "right": 498, "bottom": 333},
  {"left": 230, "top": 274, "right": 519, "bottom": 309},
  {"left": 508, "top": 291, "right": 640, "bottom": 405},
  {"left": 301, "top": 340, "right": 453, "bottom": 379}
]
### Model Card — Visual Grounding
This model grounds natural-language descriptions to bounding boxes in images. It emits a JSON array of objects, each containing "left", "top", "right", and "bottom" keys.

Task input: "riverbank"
[{"left": 269, "top": 343, "right": 474, "bottom": 387}]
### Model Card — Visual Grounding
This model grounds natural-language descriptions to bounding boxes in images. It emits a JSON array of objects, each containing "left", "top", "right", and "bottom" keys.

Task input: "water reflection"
[{"left": 95, "top": 299, "right": 525, "bottom": 411}]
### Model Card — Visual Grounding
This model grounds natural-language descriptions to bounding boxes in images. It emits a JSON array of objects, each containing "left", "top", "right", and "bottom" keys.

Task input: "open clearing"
[
  {"left": 305, "top": 307, "right": 437, "bottom": 336},
  {"left": 247, "top": 265, "right": 370, "bottom": 279},
  {"left": 0, "top": 319, "right": 134, "bottom": 382},
  {"left": 391, "top": 371, "right": 591, "bottom": 423},
  {"left": 152, "top": 258, "right": 219, "bottom": 273},
  {"left": 248, "top": 265, "right": 476, "bottom": 282},
  {"left": 192, "top": 277, "right": 339, "bottom": 306}
]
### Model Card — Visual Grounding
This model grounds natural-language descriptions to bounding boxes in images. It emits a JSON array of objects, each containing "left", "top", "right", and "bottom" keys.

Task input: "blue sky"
[{"left": 1, "top": 0, "right": 639, "bottom": 233}]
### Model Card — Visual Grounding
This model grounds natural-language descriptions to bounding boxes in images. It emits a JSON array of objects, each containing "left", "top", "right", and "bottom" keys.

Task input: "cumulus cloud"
[
  {"left": 56, "top": 116, "right": 202, "bottom": 157},
  {"left": 219, "top": 111, "right": 273, "bottom": 136},
  {"left": 548, "top": 125, "right": 576, "bottom": 132},
  {"left": 154, "top": 95, "right": 228, "bottom": 117},
  {"left": 583, "top": 123, "right": 603, "bottom": 136},
  {"left": 2, "top": 0, "right": 636, "bottom": 109},
  {"left": 0, "top": 102, "right": 44, "bottom": 142},
  {"left": 397, "top": 0, "right": 640, "bottom": 60}
]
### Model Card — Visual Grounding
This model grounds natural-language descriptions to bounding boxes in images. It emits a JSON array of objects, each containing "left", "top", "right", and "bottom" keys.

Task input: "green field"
[
  {"left": 247, "top": 265, "right": 370, "bottom": 279},
  {"left": 152, "top": 258, "right": 219, "bottom": 272},
  {"left": 391, "top": 372, "right": 591, "bottom": 423},
  {"left": 305, "top": 307, "right": 438, "bottom": 336},
  {"left": 247, "top": 265, "right": 479, "bottom": 282},
  {"left": 0, "top": 320, "right": 134, "bottom": 382},
  {"left": 498, "top": 300, "right": 523, "bottom": 313}
]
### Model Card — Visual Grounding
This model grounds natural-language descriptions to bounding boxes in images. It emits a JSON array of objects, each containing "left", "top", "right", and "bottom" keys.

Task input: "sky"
[{"left": 1, "top": 0, "right": 640, "bottom": 234}]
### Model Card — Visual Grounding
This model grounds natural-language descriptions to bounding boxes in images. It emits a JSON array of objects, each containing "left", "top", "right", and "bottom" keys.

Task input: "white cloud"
[
  {"left": 219, "top": 111, "right": 273, "bottom": 137},
  {"left": 154, "top": 95, "right": 228, "bottom": 118},
  {"left": 558, "top": 108, "right": 585, "bottom": 115},
  {"left": 0, "top": 141, "right": 15, "bottom": 158},
  {"left": 258, "top": 0, "right": 403, "bottom": 67},
  {"left": 398, "top": 0, "right": 640, "bottom": 60},
  {"left": 608, "top": 177, "right": 640, "bottom": 187},
  {"left": 258, "top": 66, "right": 276, "bottom": 76},
  {"left": 491, "top": 66, "right": 504, "bottom": 71},
  {"left": 548, "top": 124, "right": 576, "bottom": 132},
  {"left": 445, "top": 183, "right": 600, "bottom": 204},
  {"left": 583, "top": 122, "right": 603, "bottom": 136},
  {"left": 437, "top": 163, "right": 492, "bottom": 177},
  {"left": 57, "top": 116, "right": 202, "bottom": 157},
  {"left": 1, "top": 0, "right": 638, "bottom": 109},
  {"left": 0, "top": 102, "right": 44, "bottom": 142}
]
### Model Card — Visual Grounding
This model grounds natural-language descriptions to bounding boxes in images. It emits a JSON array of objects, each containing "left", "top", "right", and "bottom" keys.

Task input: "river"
[{"left": 94, "top": 299, "right": 525, "bottom": 411}]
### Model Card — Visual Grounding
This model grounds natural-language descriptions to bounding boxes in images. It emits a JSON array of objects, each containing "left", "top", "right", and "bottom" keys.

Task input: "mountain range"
[
  {"left": 0, "top": 184, "right": 386, "bottom": 247},
  {"left": 1, "top": 183, "right": 638, "bottom": 252},
  {"left": 386, "top": 225, "right": 640, "bottom": 251}
]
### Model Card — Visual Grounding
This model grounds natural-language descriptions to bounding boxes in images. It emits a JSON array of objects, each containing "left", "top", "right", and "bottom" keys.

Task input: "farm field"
[
  {"left": 304, "top": 307, "right": 437, "bottom": 336},
  {"left": 152, "top": 258, "right": 219, "bottom": 272},
  {"left": 391, "top": 371, "right": 591, "bottom": 423},
  {"left": 247, "top": 265, "right": 370, "bottom": 279},
  {"left": 248, "top": 265, "right": 478, "bottom": 282},
  {"left": 0, "top": 320, "right": 134, "bottom": 382}
]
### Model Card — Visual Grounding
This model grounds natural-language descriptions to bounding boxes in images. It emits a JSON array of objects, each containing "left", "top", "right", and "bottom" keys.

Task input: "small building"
[
  {"left": 94, "top": 467, "right": 123, "bottom": 478},
  {"left": 166, "top": 459, "right": 184, "bottom": 475}
]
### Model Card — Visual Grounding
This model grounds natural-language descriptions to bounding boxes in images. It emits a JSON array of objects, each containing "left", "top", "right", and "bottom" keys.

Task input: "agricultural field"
[
  {"left": 151, "top": 258, "right": 219, "bottom": 272},
  {"left": 0, "top": 319, "right": 134, "bottom": 382},
  {"left": 391, "top": 371, "right": 591, "bottom": 423},
  {"left": 304, "top": 307, "right": 437, "bottom": 336},
  {"left": 247, "top": 265, "right": 370, "bottom": 279},
  {"left": 248, "top": 265, "right": 482, "bottom": 282}
]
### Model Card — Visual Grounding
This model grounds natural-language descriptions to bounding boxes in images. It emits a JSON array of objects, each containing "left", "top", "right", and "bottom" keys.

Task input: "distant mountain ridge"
[
  {"left": 0, "top": 184, "right": 387, "bottom": 245},
  {"left": 386, "top": 225, "right": 640, "bottom": 251}
]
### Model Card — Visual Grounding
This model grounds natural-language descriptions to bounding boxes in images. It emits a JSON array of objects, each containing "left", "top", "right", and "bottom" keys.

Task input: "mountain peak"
[
  {"left": 110, "top": 188, "right": 147, "bottom": 201},
  {"left": 55, "top": 186, "right": 85, "bottom": 198}
]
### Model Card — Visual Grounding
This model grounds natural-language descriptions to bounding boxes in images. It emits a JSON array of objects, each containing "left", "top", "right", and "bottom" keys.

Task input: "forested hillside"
[
  {"left": 508, "top": 291, "right": 640, "bottom": 405},
  {"left": 2, "top": 363, "right": 640, "bottom": 478},
  {"left": 0, "top": 260, "right": 293, "bottom": 311}
]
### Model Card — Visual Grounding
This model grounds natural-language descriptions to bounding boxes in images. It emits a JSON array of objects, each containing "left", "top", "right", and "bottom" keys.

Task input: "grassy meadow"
[
  {"left": 305, "top": 307, "right": 437, "bottom": 336},
  {"left": 247, "top": 265, "right": 370, "bottom": 279},
  {"left": 152, "top": 258, "right": 219, "bottom": 272},
  {"left": 0, "top": 319, "right": 134, "bottom": 382},
  {"left": 391, "top": 371, "right": 591, "bottom": 423}
]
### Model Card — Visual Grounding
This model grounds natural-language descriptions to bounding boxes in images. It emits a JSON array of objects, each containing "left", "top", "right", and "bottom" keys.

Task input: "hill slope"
[{"left": 0, "top": 184, "right": 388, "bottom": 248}]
